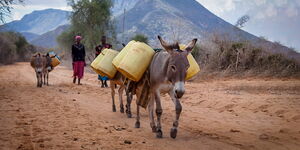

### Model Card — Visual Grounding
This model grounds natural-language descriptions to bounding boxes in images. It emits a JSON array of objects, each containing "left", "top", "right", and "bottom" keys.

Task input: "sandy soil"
[{"left": 0, "top": 62, "right": 299, "bottom": 150}]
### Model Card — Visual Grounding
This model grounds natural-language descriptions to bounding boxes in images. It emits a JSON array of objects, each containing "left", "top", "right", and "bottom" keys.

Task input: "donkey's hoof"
[
  {"left": 170, "top": 128, "right": 177, "bottom": 139},
  {"left": 151, "top": 126, "right": 157, "bottom": 133},
  {"left": 120, "top": 107, "right": 124, "bottom": 113},
  {"left": 135, "top": 121, "right": 140, "bottom": 128},
  {"left": 156, "top": 129, "right": 163, "bottom": 138},
  {"left": 127, "top": 113, "right": 132, "bottom": 118},
  {"left": 112, "top": 106, "right": 116, "bottom": 112}
]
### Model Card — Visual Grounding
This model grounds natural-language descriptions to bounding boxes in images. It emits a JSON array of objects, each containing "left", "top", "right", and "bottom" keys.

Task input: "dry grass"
[{"left": 192, "top": 35, "right": 300, "bottom": 79}]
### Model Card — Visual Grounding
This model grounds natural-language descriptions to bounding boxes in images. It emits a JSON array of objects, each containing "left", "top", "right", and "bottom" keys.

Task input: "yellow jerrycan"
[
  {"left": 48, "top": 51, "right": 61, "bottom": 67},
  {"left": 112, "top": 40, "right": 136, "bottom": 68},
  {"left": 179, "top": 45, "right": 200, "bottom": 80},
  {"left": 91, "top": 49, "right": 119, "bottom": 79},
  {"left": 51, "top": 56, "right": 61, "bottom": 67},
  {"left": 113, "top": 41, "right": 155, "bottom": 81}
]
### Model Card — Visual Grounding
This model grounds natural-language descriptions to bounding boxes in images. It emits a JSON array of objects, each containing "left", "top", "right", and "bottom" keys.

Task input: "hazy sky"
[
  {"left": 197, "top": 0, "right": 300, "bottom": 51},
  {"left": 4, "top": 0, "right": 300, "bottom": 51},
  {"left": 197, "top": 0, "right": 300, "bottom": 23}
]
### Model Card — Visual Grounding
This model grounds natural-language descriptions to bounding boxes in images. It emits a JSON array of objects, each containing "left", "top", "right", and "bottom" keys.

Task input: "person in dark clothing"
[
  {"left": 72, "top": 35, "right": 86, "bottom": 85},
  {"left": 95, "top": 36, "right": 112, "bottom": 88}
]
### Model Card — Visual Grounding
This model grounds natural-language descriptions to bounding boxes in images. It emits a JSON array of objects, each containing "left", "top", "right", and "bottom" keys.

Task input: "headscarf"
[{"left": 75, "top": 35, "right": 82, "bottom": 40}]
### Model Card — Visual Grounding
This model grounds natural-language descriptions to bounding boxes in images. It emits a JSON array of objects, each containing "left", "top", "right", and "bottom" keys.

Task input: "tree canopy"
[
  {"left": 235, "top": 15, "right": 250, "bottom": 28},
  {"left": 0, "top": 0, "right": 24, "bottom": 23},
  {"left": 57, "top": 0, "right": 115, "bottom": 51},
  {"left": 131, "top": 34, "right": 148, "bottom": 44}
]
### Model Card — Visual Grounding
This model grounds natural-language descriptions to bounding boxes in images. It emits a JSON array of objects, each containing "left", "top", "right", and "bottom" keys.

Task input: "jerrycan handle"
[{"left": 100, "top": 51, "right": 105, "bottom": 56}]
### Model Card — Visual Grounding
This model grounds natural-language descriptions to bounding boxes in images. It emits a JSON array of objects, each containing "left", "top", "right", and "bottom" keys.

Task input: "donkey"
[
  {"left": 110, "top": 72, "right": 126, "bottom": 113},
  {"left": 42, "top": 53, "right": 53, "bottom": 86},
  {"left": 30, "top": 53, "right": 45, "bottom": 87},
  {"left": 109, "top": 44, "right": 135, "bottom": 117},
  {"left": 135, "top": 36, "right": 197, "bottom": 139}
]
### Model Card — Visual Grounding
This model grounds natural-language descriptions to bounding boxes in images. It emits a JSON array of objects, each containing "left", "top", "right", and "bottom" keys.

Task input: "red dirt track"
[{"left": 0, "top": 62, "right": 299, "bottom": 150}]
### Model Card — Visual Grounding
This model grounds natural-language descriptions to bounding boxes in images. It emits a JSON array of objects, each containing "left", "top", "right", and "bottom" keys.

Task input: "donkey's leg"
[
  {"left": 135, "top": 101, "right": 140, "bottom": 128},
  {"left": 36, "top": 73, "right": 39, "bottom": 87},
  {"left": 126, "top": 90, "right": 133, "bottom": 118},
  {"left": 154, "top": 91, "right": 163, "bottom": 138},
  {"left": 110, "top": 82, "right": 116, "bottom": 112},
  {"left": 40, "top": 74, "right": 43, "bottom": 87},
  {"left": 38, "top": 73, "right": 41, "bottom": 87},
  {"left": 46, "top": 72, "right": 49, "bottom": 86},
  {"left": 43, "top": 73, "right": 46, "bottom": 85},
  {"left": 148, "top": 95, "right": 156, "bottom": 132},
  {"left": 169, "top": 91, "right": 182, "bottom": 139},
  {"left": 118, "top": 85, "right": 125, "bottom": 113}
]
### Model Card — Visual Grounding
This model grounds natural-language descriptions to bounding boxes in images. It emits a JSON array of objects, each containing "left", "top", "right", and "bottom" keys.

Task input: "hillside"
[
  {"left": 115, "top": 0, "right": 256, "bottom": 45},
  {"left": 0, "top": 9, "right": 70, "bottom": 35},
  {"left": 31, "top": 25, "right": 70, "bottom": 48},
  {"left": 20, "top": 32, "right": 40, "bottom": 41},
  {"left": 0, "top": 0, "right": 298, "bottom": 62}
]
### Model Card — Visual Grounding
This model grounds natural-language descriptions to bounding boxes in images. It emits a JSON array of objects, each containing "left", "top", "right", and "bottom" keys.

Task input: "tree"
[
  {"left": 235, "top": 15, "right": 250, "bottom": 28},
  {"left": 58, "top": 0, "right": 115, "bottom": 51},
  {"left": 131, "top": 34, "right": 148, "bottom": 44},
  {"left": 0, "top": 0, "right": 24, "bottom": 23}
]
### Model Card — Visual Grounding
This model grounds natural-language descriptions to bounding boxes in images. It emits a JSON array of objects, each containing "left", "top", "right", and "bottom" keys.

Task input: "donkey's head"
[
  {"left": 32, "top": 53, "right": 44, "bottom": 74},
  {"left": 158, "top": 36, "right": 197, "bottom": 98}
]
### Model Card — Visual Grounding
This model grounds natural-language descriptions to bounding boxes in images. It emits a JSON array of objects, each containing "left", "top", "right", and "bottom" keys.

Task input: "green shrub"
[
  {"left": 131, "top": 34, "right": 148, "bottom": 44},
  {"left": 193, "top": 38, "right": 300, "bottom": 78},
  {"left": 0, "top": 32, "right": 36, "bottom": 64}
]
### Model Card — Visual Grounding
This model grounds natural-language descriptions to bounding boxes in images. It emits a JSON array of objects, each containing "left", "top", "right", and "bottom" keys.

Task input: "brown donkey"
[
  {"left": 109, "top": 44, "right": 135, "bottom": 117},
  {"left": 110, "top": 72, "right": 126, "bottom": 113},
  {"left": 43, "top": 53, "right": 53, "bottom": 86},
  {"left": 134, "top": 36, "right": 197, "bottom": 139}
]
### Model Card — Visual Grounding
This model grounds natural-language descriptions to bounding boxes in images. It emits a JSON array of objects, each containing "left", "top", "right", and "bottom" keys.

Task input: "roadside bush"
[
  {"left": 0, "top": 32, "right": 37, "bottom": 64},
  {"left": 131, "top": 34, "right": 148, "bottom": 44},
  {"left": 193, "top": 34, "right": 300, "bottom": 78}
]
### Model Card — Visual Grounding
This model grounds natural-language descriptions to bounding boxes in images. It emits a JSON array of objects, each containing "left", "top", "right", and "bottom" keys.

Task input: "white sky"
[{"left": 7, "top": 0, "right": 71, "bottom": 21}]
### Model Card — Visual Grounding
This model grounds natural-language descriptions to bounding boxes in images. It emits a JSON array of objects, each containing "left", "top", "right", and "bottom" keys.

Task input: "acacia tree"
[
  {"left": 0, "top": 0, "right": 24, "bottom": 23},
  {"left": 58, "top": 0, "right": 115, "bottom": 51},
  {"left": 235, "top": 15, "right": 250, "bottom": 28}
]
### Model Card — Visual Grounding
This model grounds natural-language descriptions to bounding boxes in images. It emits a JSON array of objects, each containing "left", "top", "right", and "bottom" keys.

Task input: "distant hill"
[
  {"left": 0, "top": 9, "right": 70, "bottom": 35},
  {"left": 0, "top": 0, "right": 298, "bottom": 61},
  {"left": 115, "top": 0, "right": 256, "bottom": 46},
  {"left": 30, "top": 25, "right": 70, "bottom": 48},
  {"left": 111, "top": 0, "right": 139, "bottom": 17},
  {"left": 20, "top": 32, "right": 40, "bottom": 41}
]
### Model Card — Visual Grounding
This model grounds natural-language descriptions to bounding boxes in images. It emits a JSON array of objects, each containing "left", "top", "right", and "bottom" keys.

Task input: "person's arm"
[
  {"left": 95, "top": 45, "right": 99, "bottom": 57},
  {"left": 71, "top": 45, "right": 75, "bottom": 62},
  {"left": 83, "top": 45, "right": 86, "bottom": 65}
]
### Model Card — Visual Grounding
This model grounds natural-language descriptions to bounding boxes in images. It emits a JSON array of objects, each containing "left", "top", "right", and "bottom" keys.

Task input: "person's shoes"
[
  {"left": 73, "top": 77, "right": 76, "bottom": 84},
  {"left": 78, "top": 79, "right": 82, "bottom": 85}
]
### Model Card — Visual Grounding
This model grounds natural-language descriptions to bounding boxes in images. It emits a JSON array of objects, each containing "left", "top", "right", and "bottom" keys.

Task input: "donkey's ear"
[
  {"left": 185, "top": 38, "right": 197, "bottom": 53},
  {"left": 158, "top": 35, "right": 173, "bottom": 53}
]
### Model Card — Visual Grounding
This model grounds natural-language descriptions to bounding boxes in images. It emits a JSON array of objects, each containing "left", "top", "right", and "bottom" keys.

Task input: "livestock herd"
[{"left": 30, "top": 36, "right": 197, "bottom": 139}]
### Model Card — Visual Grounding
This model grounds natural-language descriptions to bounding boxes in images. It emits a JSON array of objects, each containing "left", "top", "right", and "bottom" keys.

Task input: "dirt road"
[{"left": 0, "top": 62, "right": 299, "bottom": 150}]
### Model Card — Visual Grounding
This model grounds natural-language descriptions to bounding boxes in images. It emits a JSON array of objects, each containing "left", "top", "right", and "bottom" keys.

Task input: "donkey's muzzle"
[
  {"left": 175, "top": 90, "right": 184, "bottom": 98},
  {"left": 174, "top": 82, "right": 185, "bottom": 98}
]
